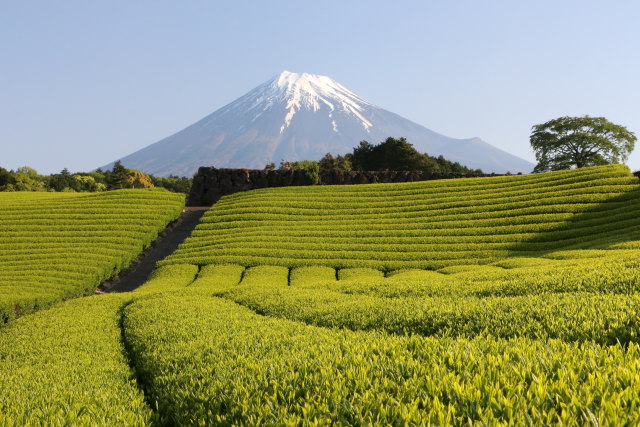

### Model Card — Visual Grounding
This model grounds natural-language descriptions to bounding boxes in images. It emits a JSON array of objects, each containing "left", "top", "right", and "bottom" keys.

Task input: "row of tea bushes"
[
  {"left": 163, "top": 165, "right": 640, "bottom": 269},
  {"left": 0, "top": 294, "right": 151, "bottom": 425},
  {"left": 122, "top": 292, "right": 640, "bottom": 425},
  {"left": 0, "top": 263, "right": 200, "bottom": 426},
  {"left": 3, "top": 254, "right": 640, "bottom": 424},
  {"left": 0, "top": 189, "right": 184, "bottom": 324}
]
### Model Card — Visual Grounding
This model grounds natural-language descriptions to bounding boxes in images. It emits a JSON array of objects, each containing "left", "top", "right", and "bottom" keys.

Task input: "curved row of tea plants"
[
  {"left": 118, "top": 264, "right": 640, "bottom": 425},
  {"left": 4, "top": 165, "right": 640, "bottom": 424},
  {"left": 0, "top": 294, "right": 151, "bottom": 425},
  {"left": 0, "top": 264, "right": 200, "bottom": 425},
  {"left": 221, "top": 269, "right": 640, "bottom": 345},
  {"left": 163, "top": 165, "right": 640, "bottom": 269},
  {"left": 3, "top": 258, "right": 640, "bottom": 424},
  {"left": 0, "top": 189, "right": 184, "bottom": 324}
]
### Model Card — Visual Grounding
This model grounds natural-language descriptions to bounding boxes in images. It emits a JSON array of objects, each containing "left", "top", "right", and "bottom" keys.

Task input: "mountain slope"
[{"left": 105, "top": 71, "right": 534, "bottom": 176}]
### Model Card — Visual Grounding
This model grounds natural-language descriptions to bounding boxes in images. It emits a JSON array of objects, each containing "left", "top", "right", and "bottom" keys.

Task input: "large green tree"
[
  {"left": 352, "top": 138, "right": 431, "bottom": 171},
  {"left": 319, "top": 153, "right": 352, "bottom": 171},
  {"left": 351, "top": 137, "right": 481, "bottom": 173},
  {"left": 530, "top": 116, "right": 636, "bottom": 172},
  {"left": 106, "top": 161, "right": 130, "bottom": 190}
]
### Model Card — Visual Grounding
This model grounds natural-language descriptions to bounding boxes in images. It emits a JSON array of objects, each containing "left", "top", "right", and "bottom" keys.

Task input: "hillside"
[
  {"left": 103, "top": 71, "right": 534, "bottom": 175},
  {"left": 164, "top": 164, "right": 640, "bottom": 269},
  {"left": 2, "top": 165, "right": 640, "bottom": 424},
  {"left": 0, "top": 189, "right": 184, "bottom": 323}
]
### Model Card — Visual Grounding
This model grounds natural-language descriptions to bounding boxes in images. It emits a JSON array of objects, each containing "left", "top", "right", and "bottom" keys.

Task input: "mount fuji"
[{"left": 104, "top": 71, "right": 534, "bottom": 176}]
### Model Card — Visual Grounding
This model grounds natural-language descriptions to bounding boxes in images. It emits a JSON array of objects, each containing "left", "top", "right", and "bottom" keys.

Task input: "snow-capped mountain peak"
[
  {"left": 103, "top": 71, "right": 535, "bottom": 176},
  {"left": 272, "top": 70, "right": 371, "bottom": 107},
  {"left": 252, "top": 71, "right": 373, "bottom": 133}
]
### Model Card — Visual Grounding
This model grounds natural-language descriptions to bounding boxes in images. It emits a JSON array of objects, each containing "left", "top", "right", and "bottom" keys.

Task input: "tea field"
[
  {"left": 165, "top": 164, "right": 640, "bottom": 269},
  {"left": 0, "top": 189, "right": 184, "bottom": 323},
  {"left": 2, "top": 165, "right": 640, "bottom": 425}
]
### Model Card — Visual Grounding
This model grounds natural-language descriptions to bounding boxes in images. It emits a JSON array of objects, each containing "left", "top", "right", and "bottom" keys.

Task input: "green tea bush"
[
  {"left": 0, "top": 189, "right": 184, "bottom": 324},
  {"left": 6, "top": 165, "right": 640, "bottom": 424},
  {"left": 162, "top": 165, "right": 640, "bottom": 270},
  {"left": 188, "top": 264, "right": 245, "bottom": 293},
  {"left": 122, "top": 294, "right": 640, "bottom": 425},
  {"left": 0, "top": 294, "right": 151, "bottom": 425},
  {"left": 289, "top": 265, "right": 336, "bottom": 286},
  {"left": 133, "top": 263, "right": 199, "bottom": 294},
  {"left": 240, "top": 265, "right": 289, "bottom": 287}
]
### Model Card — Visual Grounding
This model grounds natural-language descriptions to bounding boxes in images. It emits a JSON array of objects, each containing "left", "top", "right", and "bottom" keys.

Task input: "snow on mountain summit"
[
  {"left": 103, "top": 71, "right": 534, "bottom": 176},
  {"left": 240, "top": 71, "right": 373, "bottom": 133}
]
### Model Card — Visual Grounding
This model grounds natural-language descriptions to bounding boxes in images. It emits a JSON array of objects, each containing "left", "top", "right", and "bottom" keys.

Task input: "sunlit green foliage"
[
  {"left": 122, "top": 293, "right": 640, "bottom": 425},
  {"left": 0, "top": 189, "right": 184, "bottom": 323},
  {"left": 0, "top": 163, "right": 192, "bottom": 193},
  {"left": 531, "top": 115, "right": 636, "bottom": 172},
  {"left": 0, "top": 294, "right": 151, "bottom": 426},
  {"left": 163, "top": 164, "right": 640, "bottom": 269},
  {"left": 133, "top": 263, "right": 199, "bottom": 295},
  {"left": 240, "top": 265, "right": 289, "bottom": 287},
  {"left": 188, "top": 264, "right": 244, "bottom": 293},
  {"left": 4, "top": 165, "right": 640, "bottom": 424}
]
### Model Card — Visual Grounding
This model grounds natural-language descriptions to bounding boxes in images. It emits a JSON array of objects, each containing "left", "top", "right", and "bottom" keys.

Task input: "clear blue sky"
[{"left": 2, "top": 0, "right": 640, "bottom": 174}]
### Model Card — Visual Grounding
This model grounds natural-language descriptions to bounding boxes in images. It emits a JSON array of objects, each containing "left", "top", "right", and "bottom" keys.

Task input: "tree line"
[
  {"left": 270, "top": 137, "right": 483, "bottom": 181},
  {"left": 0, "top": 161, "right": 191, "bottom": 193}
]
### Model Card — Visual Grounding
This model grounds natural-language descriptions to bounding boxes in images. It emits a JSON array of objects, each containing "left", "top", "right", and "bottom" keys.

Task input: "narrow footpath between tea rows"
[{"left": 100, "top": 206, "right": 209, "bottom": 293}]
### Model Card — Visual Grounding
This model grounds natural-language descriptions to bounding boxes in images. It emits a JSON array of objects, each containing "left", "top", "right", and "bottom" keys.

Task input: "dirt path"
[{"left": 99, "top": 206, "right": 209, "bottom": 293}]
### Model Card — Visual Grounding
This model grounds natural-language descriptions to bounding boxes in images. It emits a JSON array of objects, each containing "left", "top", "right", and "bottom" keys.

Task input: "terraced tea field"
[
  {"left": 2, "top": 165, "right": 640, "bottom": 425},
  {"left": 0, "top": 189, "right": 184, "bottom": 323},
  {"left": 165, "top": 164, "right": 640, "bottom": 269}
]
